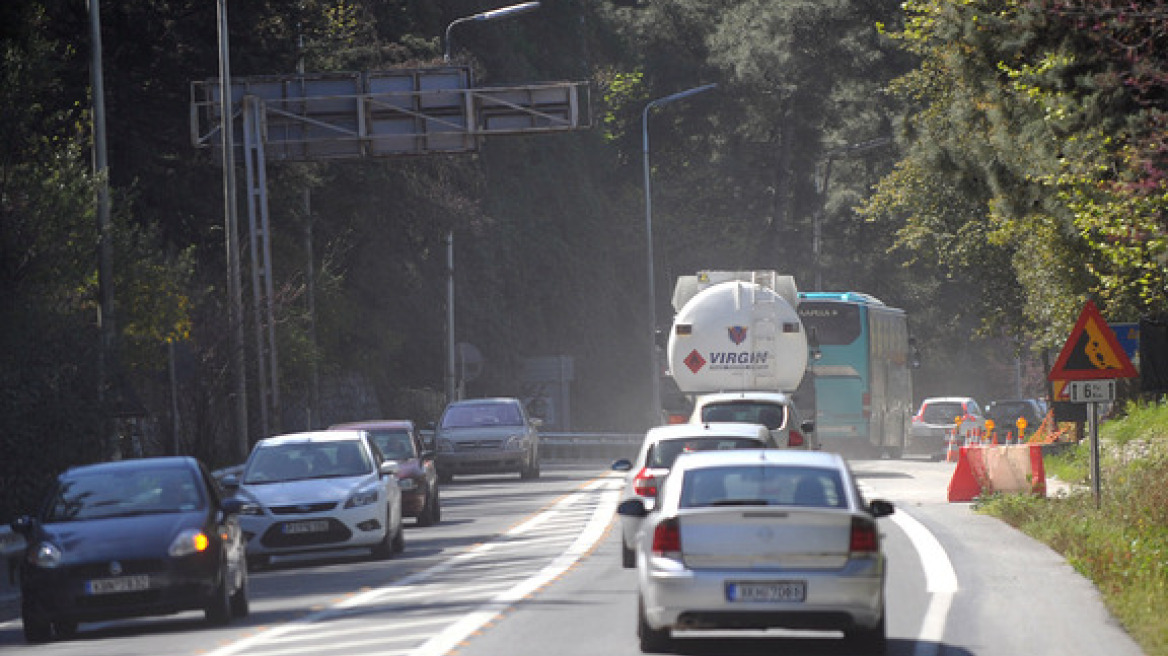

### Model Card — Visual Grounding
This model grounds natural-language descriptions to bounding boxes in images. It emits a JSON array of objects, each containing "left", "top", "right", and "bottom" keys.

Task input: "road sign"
[
  {"left": 1067, "top": 380, "right": 1116, "bottom": 403},
  {"left": 1048, "top": 300, "right": 1138, "bottom": 381}
]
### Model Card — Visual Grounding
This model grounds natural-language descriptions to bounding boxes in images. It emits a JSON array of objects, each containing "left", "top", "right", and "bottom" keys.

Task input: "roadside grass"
[{"left": 978, "top": 401, "right": 1168, "bottom": 656}]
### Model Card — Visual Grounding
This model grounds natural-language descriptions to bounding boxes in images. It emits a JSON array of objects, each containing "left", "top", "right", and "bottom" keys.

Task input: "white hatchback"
[
  {"left": 611, "top": 423, "right": 777, "bottom": 569},
  {"left": 227, "top": 430, "right": 404, "bottom": 567},
  {"left": 618, "top": 449, "right": 894, "bottom": 654}
]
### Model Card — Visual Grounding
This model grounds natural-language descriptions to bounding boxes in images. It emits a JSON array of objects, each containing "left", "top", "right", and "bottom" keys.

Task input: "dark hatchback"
[
  {"left": 9, "top": 456, "right": 249, "bottom": 642},
  {"left": 329, "top": 420, "right": 441, "bottom": 526}
]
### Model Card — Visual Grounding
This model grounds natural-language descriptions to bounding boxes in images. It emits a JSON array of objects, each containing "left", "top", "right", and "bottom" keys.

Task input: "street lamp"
[
  {"left": 642, "top": 83, "right": 717, "bottom": 424},
  {"left": 441, "top": 2, "right": 541, "bottom": 404},
  {"left": 444, "top": 2, "right": 541, "bottom": 62}
]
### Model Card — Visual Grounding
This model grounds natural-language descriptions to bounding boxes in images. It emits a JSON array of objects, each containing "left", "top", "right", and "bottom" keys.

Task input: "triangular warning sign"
[{"left": 1048, "top": 300, "right": 1138, "bottom": 381}]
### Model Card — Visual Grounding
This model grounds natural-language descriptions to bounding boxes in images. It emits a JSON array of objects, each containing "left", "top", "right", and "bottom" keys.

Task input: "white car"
[
  {"left": 689, "top": 391, "right": 819, "bottom": 450},
  {"left": 611, "top": 423, "right": 777, "bottom": 568},
  {"left": 617, "top": 449, "right": 894, "bottom": 654},
  {"left": 227, "top": 430, "right": 404, "bottom": 567}
]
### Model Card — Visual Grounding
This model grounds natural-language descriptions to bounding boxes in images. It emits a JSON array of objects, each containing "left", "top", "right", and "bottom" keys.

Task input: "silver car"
[
  {"left": 227, "top": 430, "right": 404, "bottom": 567},
  {"left": 433, "top": 397, "right": 542, "bottom": 482},
  {"left": 617, "top": 449, "right": 894, "bottom": 654},
  {"left": 611, "top": 423, "right": 777, "bottom": 569}
]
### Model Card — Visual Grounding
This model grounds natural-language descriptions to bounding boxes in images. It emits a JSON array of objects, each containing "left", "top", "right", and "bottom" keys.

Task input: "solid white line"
[{"left": 890, "top": 510, "right": 958, "bottom": 656}]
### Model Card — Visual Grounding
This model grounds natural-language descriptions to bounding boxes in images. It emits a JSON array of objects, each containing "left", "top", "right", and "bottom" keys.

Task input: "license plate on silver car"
[
  {"left": 726, "top": 581, "right": 806, "bottom": 603},
  {"left": 282, "top": 520, "right": 329, "bottom": 534},
  {"left": 86, "top": 575, "right": 151, "bottom": 595}
]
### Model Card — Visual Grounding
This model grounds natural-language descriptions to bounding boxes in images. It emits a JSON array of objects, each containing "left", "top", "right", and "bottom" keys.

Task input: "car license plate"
[
  {"left": 282, "top": 519, "right": 330, "bottom": 534},
  {"left": 86, "top": 575, "right": 151, "bottom": 595},
  {"left": 726, "top": 581, "right": 806, "bottom": 603}
]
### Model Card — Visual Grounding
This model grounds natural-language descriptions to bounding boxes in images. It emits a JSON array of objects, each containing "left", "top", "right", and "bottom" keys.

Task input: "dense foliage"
[{"left": 3, "top": 0, "right": 1166, "bottom": 520}]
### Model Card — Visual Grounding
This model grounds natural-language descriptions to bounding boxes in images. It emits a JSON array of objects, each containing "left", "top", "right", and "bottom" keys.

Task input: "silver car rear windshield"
[
  {"left": 680, "top": 465, "right": 845, "bottom": 509},
  {"left": 647, "top": 437, "right": 767, "bottom": 469}
]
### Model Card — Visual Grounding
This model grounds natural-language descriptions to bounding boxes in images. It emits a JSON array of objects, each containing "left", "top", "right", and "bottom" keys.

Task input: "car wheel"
[
  {"left": 844, "top": 611, "right": 887, "bottom": 655},
  {"left": 53, "top": 619, "right": 77, "bottom": 639},
  {"left": 230, "top": 564, "right": 250, "bottom": 618},
  {"left": 392, "top": 520, "right": 406, "bottom": 553},
  {"left": 621, "top": 540, "right": 635, "bottom": 569},
  {"left": 205, "top": 570, "right": 233, "bottom": 626},
  {"left": 637, "top": 596, "right": 671, "bottom": 653},
  {"left": 417, "top": 488, "right": 438, "bottom": 527},
  {"left": 520, "top": 448, "right": 540, "bottom": 480},
  {"left": 371, "top": 515, "right": 395, "bottom": 560},
  {"left": 21, "top": 602, "right": 52, "bottom": 644}
]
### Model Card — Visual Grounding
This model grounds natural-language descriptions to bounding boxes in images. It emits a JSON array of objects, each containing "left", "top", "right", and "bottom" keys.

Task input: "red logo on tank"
[{"left": 684, "top": 350, "right": 706, "bottom": 374}]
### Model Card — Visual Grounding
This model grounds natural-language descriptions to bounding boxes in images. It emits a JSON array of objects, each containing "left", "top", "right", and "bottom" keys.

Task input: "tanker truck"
[{"left": 665, "top": 270, "right": 819, "bottom": 449}]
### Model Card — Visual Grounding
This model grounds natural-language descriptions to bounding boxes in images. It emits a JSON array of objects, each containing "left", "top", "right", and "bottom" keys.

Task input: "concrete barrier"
[{"left": 948, "top": 444, "right": 1046, "bottom": 502}]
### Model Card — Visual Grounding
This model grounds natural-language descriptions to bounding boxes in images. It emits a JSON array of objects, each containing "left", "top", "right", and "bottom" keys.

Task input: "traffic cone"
[{"left": 946, "top": 433, "right": 960, "bottom": 463}]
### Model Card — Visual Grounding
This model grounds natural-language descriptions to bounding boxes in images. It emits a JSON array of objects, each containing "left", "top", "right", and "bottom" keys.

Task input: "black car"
[{"left": 10, "top": 456, "right": 249, "bottom": 642}]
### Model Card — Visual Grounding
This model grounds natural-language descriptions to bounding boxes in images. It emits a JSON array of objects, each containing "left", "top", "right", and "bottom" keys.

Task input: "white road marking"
[
  {"left": 890, "top": 510, "right": 958, "bottom": 656},
  {"left": 202, "top": 475, "right": 622, "bottom": 656}
]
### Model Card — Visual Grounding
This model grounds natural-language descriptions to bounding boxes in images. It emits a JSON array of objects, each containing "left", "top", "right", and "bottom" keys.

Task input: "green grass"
[{"left": 978, "top": 400, "right": 1168, "bottom": 656}]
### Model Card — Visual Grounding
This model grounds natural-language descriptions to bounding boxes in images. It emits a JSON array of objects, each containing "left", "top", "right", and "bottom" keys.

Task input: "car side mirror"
[
  {"left": 612, "top": 458, "right": 632, "bottom": 472},
  {"left": 220, "top": 497, "right": 245, "bottom": 515},
  {"left": 801, "top": 419, "right": 815, "bottom": 434},
  {"left": 530, "top": 417, "right": 544, "bottom": 428},
  {"left": 221, "top": 474, "right": 241, "bottom": 492},
  {"left": 869, "top": 499, "right": 895, "bottom": 518},
  {"left": 379, "top": 461, "right": 399, "bottom": 477},
  {"left": 616, "top": 498, "right": 648, "bottom": 517}
]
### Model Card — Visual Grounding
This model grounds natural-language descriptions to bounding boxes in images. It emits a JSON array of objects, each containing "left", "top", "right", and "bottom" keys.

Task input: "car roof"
[
  {"left": 64, "top": 456, "right": 200, "bottom": 477},
  {"left": 920, "top": 396, "right": 977, "bottom": 404},
  {"left": 643, "top": 422, "right": 771, "bottom": 443},
  {"left": 329, "top": 420, "right": 414, "bottom": 431},
  {"left": 254, "top": 429, "right": 369, "bottom": 447},
  {"left": 695, "top": 391, "right": 794, "bottom": 404},
  {"left": 444, "top": 397, "right": 521, "bottom": 408},
  {"left": 669, "top": 448, "right": 845, "bottom": 474}
]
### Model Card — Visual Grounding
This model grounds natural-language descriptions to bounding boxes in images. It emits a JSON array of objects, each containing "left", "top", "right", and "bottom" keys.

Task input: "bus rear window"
[{"left": 798, "top": 302, "right": 861, "bottom": 345}]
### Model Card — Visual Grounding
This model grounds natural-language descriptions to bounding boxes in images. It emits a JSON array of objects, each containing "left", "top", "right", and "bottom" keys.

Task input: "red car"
[{"left": 329, "top": 420, "right": 441, "bottom": 526}]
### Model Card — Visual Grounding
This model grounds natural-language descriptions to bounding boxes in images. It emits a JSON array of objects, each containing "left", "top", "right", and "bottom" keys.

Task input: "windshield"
[
  {"left": 680, "top": 465, "right": 845, "bottom": 509},
  {"left": 45, "top": 466, "right": 205, "bottom": 522},
  {"left": 441, "top": 402, "right": 524, "bottom": 429},
  {"left": 647, "top": 437, "right": 767, "bottom": 469},
  {"left": 369, "top": 429, "right": 415, "bottom": 460},
  {"left": 244, "top": 441, "right": 372, "bottom": 484},
  {"left": 921, "top": 402, "right": 964, "bottom": 424},
  {"left": 700, "top": 401, "right": 788, "bottom": 430}
]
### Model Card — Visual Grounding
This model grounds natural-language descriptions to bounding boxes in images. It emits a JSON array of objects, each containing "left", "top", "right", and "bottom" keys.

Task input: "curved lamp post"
[
  {"left": 444, "top": 2, "right": 541, "bottom": 62},
  {"left": 441, "top": 2, "right": 541, "bottom": 404},
  {"left": 642, "top": 83, "right": 717, "bottom": 424}
]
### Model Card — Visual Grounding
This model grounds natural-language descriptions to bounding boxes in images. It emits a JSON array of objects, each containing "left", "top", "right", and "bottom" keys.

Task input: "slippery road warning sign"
[{"left": 1048, "top": 300, "right": 1138, "bottom": 381}]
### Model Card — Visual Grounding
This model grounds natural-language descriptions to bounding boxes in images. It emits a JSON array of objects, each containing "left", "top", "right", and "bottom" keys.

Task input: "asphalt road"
[{"left": 0, "top": 459, "right": 1146, "bottom": 656}]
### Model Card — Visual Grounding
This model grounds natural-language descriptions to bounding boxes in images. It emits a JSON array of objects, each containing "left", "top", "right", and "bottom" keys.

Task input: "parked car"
[
  {"left": 610, "top": 422, "right": 778, "bottom": 569},
  {"left": 688, "top": 391, "right": 819, "bottom": 450},
  {"left": 433, "top": 397, "right": 542, "bottom": 482},
  {"left": 910, "top": 396, "right": 986, "bottom": 458},
  {"left": 9, "top": 457, "right": 249, "bottom": 642},
  {"left": 985, "top": 398, "right": 1047, "bottom": 440},
  {"left": 617, "top": 449, "right": 894, "bottom": 654},
  {"left": 224, "top": 430, "right": 404, "bottom": 567},
  {"left": 329, "top": 420, "right": 441, "bottom": 526}
]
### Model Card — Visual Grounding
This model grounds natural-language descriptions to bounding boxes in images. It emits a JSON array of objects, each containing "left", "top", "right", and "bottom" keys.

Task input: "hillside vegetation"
[{"left": 981, "top": 402, "right": 1168, "bottom": 656}]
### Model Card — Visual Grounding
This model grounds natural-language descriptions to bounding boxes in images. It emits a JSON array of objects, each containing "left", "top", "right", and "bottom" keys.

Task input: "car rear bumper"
[
  {"left": 438, "top": 450, "right": 527, "bottom": 474},
  {"left": 641, "top": 559, "right": 885, "bottom": 632}
]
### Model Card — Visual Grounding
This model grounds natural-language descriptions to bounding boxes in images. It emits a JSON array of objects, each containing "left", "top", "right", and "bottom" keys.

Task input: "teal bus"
[{"left": 795, "top": 292, "right": 915, "bottom": 458}]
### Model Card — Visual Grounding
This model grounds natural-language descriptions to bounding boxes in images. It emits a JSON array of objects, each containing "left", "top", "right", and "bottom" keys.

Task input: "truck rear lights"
[
  {"left": 849, "top": 516, "right": 879, "bottom": 554},
  {"left": 652, "top": 517, "right": 682, "bottom": 556},
  {"left": 788, "top": 431, "right": 805, "bottom": 447}
]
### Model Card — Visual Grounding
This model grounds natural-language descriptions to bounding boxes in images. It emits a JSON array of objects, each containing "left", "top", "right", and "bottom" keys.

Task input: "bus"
[{"left": 794, "top": 292, "right": 915, "bottom": 458}]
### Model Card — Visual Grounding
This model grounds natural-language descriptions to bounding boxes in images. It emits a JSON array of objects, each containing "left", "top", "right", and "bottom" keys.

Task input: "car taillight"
[
  {"left": 652, "top": 517, "right": 681, "bottom": 556},
  {"left": 788, "top": 430, "right": 805, "bottom": 447},
  {"left": 666, "top": 414, "right": 688, "bottom": 425},
  {"left": 633, "top": 468, "right": 659, "bottom": 497},
  {"left": 849, "top": 516, "right": 879, "bottom": 554}
]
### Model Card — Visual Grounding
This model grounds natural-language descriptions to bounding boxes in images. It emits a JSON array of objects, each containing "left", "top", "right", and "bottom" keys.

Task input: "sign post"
[{"left": 1047, "top": 300, "right": 1138, "bottom": 507}]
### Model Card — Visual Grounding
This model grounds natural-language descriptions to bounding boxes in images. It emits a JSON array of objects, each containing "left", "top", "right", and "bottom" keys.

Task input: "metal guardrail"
[{"left": 538, "top": 432, "right": 642, "bottom": 462}]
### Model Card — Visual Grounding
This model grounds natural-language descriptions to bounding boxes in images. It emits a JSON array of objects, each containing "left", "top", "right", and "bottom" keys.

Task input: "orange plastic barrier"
[{"left": 947, "top": 444, "right": 1046, "bottom": 502}]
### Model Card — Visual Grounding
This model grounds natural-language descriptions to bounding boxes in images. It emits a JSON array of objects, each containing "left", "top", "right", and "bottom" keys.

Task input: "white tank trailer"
[{"left": 667, "top": 271, "right": 808, "bottom": 394}]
